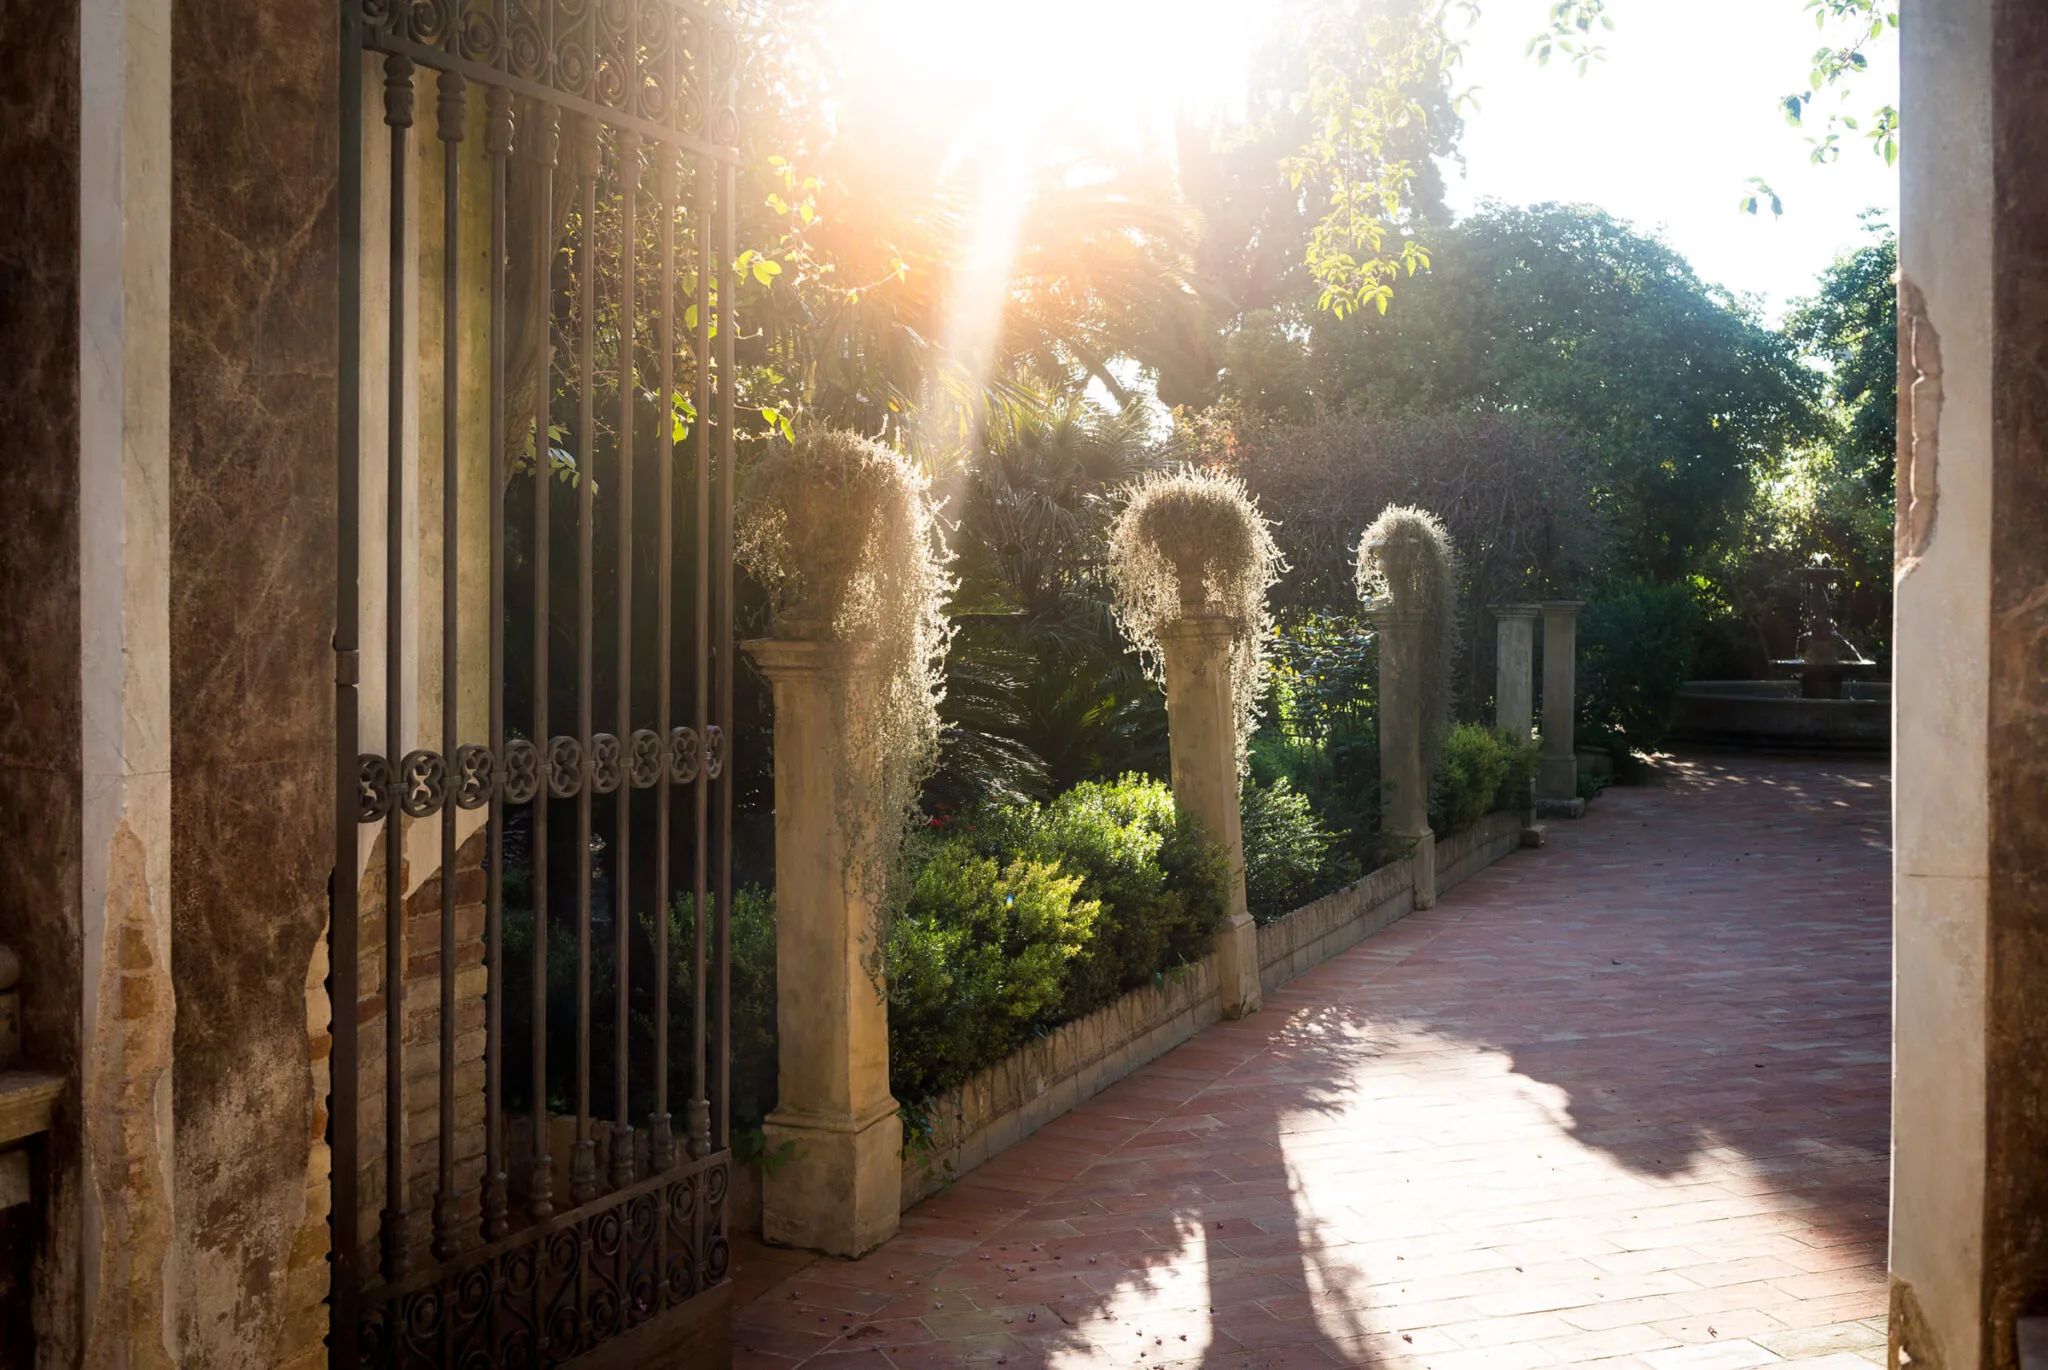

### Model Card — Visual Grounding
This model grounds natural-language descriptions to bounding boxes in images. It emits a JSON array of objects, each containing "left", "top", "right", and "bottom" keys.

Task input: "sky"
[
  {"left": 833, "top": 0, "right": 1899, "bottom": 322},
  {"left": 1443, "top": 0, "right": 1899, "bottom": 320}
]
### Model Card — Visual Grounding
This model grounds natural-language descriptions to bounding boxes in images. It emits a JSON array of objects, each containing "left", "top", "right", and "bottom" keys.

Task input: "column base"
[
  {"left": 1216, "top": 911, "right": 1261, "bottom": 1019},
  {"left": 761, "top": 1101, "right": 902, "bottom": 1258},
  {"left": 1537, "top": 755, "right": 1579, "bottom": 807},
  {"left": 1535, "top": 797, "right": 1586, "bottom": 820},
  {"left": 1405, "top": 829, "right": 1437, "bottom": 911},
  {"left": 1520, "top": 822, "right": 1550, "bottom": 848}
]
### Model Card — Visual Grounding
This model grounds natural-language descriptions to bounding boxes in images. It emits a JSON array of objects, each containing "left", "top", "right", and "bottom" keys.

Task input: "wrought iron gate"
[{"left": 333, "top": 1, "right": 740, "bottom": 1363}]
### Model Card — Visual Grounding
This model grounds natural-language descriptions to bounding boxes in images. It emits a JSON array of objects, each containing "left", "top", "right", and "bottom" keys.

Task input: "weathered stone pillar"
[
  {"left": 1159, "top": 616, "right": 1261, "bottom": 1019},
  {"left": 1368, "top": 604, "right": 1436, "bottom": 910},
  {"left": 746, "top": 637, "right": 902, "bottom": 1258},
  {"left": 1537, "top": 601, "right": 1584, "bottom": 818},
  {"left": 1890, "top": 3, "right": 2048, "bottom": 1364},
  {"left": 1493, "top": 605, "right": 1539, "bottom": 741}
]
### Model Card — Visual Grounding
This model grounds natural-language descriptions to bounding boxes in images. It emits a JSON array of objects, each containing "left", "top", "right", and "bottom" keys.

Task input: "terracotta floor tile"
[{"left": 732, "top": 756, "right": 1890, "bottom": 1367}]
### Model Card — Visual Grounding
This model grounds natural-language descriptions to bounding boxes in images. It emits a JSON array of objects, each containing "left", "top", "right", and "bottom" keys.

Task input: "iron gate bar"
[
  {"left": 484, "top": 81, "right": 513, "bottom": 1246},
  {"left": 527, "top": 95, "right": 558, "bottom": 1228},
  {"left": 337, "top": 3, "right": 741, "bottom": 1361},
  {"left": 611, "top": 127, "right": 638, "bottom": 1194},
  {"left": 433, "top": 62, "right": 464, "bottom": 1266},
  {"left": 689, "top": 145, "right": 712, "bottom": 1160},
  {"left": 652, "top": 144, "right": 676, "bottom": 1177},
  {"left": 571, "top": 109, "right": 597, "bottom": 1212},
  {"left": 382, "top": 50, "right": 415, "bottom": 1285},
  {"left": 715, "top": 151, "right": 735, "bottom": 1153}
]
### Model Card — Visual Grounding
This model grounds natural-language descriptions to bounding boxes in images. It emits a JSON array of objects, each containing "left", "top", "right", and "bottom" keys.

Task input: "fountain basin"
[{"left": 1669, "top": 680, "right": 1889, "bottom": 753}]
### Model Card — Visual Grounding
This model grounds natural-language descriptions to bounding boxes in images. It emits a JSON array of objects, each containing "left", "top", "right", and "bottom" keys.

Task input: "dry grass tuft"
[
  {"left": 1107, "top": 467, "right": 1284, "bottom": 766},
  {"left": 1356, "top": 504, "right": 1462, "bottom": 776},
  {"left": 738, "top": 427, "right": 954, "bottom": 937}
]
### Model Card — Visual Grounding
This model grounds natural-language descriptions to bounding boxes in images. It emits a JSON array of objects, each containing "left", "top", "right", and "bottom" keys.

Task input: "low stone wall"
[
  {"left": 1256, "top": 810, "right": 1522, "bottom": 995},
  {"left": 729, "top": 811, "right": 1528, "bottom": 1234},
  {"left": 898, "top": 958, "right": 1221, "bottom": 1210}
]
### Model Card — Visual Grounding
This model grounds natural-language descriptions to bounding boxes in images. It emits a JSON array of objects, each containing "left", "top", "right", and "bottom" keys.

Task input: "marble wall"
[
  {"left": 166, "top": 0, "right": 338, "bottom": 1362},
  {"left": 0, "top": 2, "right": 85, "bottom": 1363}
]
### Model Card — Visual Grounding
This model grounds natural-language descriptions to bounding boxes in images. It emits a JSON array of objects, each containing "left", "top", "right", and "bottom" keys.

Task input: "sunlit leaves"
[
  {"left": 1525, "top": 0, "right": 1612, "bottom": 75},
  {"left": 1762, "top": 0, "right": 1899, "bottom": 203}
]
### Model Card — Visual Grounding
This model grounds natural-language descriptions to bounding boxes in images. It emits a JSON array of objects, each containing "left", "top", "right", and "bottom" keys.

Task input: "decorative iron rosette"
[
  {"left": 547, "top": 736, "right": 585, "bottom": 798},
  {"left": 630, "top": 730, "right": 664, "bottom": 788},
  {"left": 590, "top": 733, "right": 623, "bottom": 794},
  {"left": 503, "top": 739, "right": 542, "bottom": 803},
  {"left": 669, "top": 727, "right": 700, "bottom": 784},
  {"left": 703, "top": 725, "right": 725, "bottom": 780},
  {"left": 455, "top": 744, "right": 496, "bottom": 809},
  {"left": 399, "top": 749, "right": 449, "bottom": 818},
  {"left": 358, "top": 753, "right": 396, "bottom": 823}
]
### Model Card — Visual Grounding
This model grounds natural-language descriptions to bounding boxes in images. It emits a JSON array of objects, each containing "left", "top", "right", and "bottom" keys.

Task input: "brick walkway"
[{"left": 731, "top": 755, "right": 1893, "bottom": 1369}]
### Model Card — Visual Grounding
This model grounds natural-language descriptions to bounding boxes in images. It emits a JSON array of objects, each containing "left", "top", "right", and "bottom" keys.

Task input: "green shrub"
[
  {"left": 886, "top": 843, "right": 1100, "bottom": 1102},
  {"left": 951, "top": 775, "right": 1229, "bottom": 1018},
  {"left": 1579, "top": 579, "right": 1700, "bottom": 754},
  {"left": 1240, "top": 776, "right": 1362, "bottom": 924},
  {"left": 1430, "top": 724, "right": 1534, "bottom": 835},
  {"left": 1248, "top": 727, "right": 1384, "bottom": 870}
]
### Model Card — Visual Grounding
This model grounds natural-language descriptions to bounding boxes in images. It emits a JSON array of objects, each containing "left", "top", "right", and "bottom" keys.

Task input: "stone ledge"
[{"left": 0, "top": 1070, "right": 64, "bottom": 1148}]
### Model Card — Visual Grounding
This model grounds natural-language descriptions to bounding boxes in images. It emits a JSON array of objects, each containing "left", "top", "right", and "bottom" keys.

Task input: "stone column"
[
  {"left": 746, "top": 637, "right": 902, "bottom": 1258},
  {"left": 1537, "top": 601, "right": 1584, "bottom": 818},
  {"left": 1159, "top": 616, "right": 1261, "bottom": 1019},
  {"left": 1890, "top": 3, "right": 2048, "bottom": 1364},
  {"left": 1493, "top": 605, "right": 1539, "bottom": 742},
  {"left": 1368, "top": 604, "right": 1436, "bottom": 910}
]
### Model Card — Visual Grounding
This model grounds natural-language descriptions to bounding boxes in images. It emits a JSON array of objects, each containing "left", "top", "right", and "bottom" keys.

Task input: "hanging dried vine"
[
  {"left": 737, "top": 428, "right": 954, "bottom": 950},
  {"left": 1356, "top": 504, "right": 1462, "bottom": 777},
  {"left": 1106, "top": 468, "right": 1284, "bottom": 766}
]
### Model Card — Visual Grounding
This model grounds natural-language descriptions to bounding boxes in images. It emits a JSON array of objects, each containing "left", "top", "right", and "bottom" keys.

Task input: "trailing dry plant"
[
  {"left": 1356, "top": 504, "right": 1461, "bottom": 778},
  {"left": 1106, "top": 468, "right": 1284, "bottom": 765},
  {"left": 737, "top": 428, "right": 954, "bottom": 944}
]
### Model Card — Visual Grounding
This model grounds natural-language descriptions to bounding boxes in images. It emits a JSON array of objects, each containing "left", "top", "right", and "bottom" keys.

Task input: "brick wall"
[{"left": 282, "top": 823, "right": 490, "bottom": 1367}]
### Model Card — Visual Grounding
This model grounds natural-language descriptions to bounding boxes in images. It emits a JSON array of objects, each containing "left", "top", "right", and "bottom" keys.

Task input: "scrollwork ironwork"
[
  {"left": 703, "top": 724, "right": 725, "bottom": 780},
  {"left": 358, "top": 0, "right": 740, "bottom": 157},
  {"left": 399, "top": 749, "right": 450, "bottom": 818}
]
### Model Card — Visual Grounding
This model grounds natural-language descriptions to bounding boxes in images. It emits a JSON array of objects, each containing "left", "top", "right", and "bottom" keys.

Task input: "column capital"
[
  {"left": 1491, "top": 603, "right": 1542, "bottom": 621},
  {"left": 1365, "top": 599, "right": 1430, "bottom": 628},
  {"left": 744, "top": 634, "right": 876, "bottom": 683},
  {"left": 1159, "top": 612, "right": 1238, "bottom": 645},
  {"left": 1538, "top": 600, "right": 1585, "bottom": 618}
]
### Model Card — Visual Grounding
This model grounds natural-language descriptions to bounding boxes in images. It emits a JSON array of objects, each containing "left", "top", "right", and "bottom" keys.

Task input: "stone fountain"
[
  {"left": 1772, "top": 555, "right": 1880, "bottom": 700},
  {"left": 1669, "top": 555, "right": 1889, "bottom": 751}
]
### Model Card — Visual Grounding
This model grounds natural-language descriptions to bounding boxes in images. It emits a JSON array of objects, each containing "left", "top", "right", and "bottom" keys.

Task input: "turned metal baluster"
[
  {"left": 687, "top": 141, "right": 713, "bottom": 1161},
  {"left": 432, "top": 64, "right": 467, "bottom": 1265},
  {"left": 570, "top": 111, "right": 601, "bottom": 1208},
  {"left": 526, "top": 97, "right": 559, "bottom": 1226},
  {"left": 714, "top": 145, "right": 737, "bottom": 1154},
  {"left": 482, "top": 82, "right": 513, "bottom": 1244},
  {"left": 648, "top": 143, "right": 677, "bottom": 1178},
  {"left": 611, "top": 128, "right": 640, "bottom": 1193},
  {"left": 380, "top": 49, "right": 415, "bottom": 1281}
]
